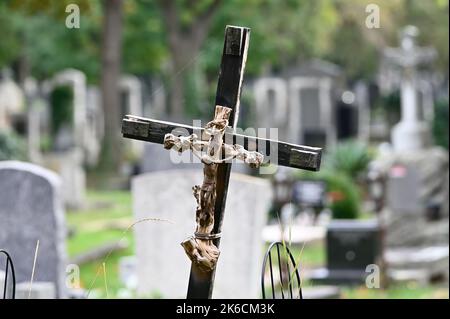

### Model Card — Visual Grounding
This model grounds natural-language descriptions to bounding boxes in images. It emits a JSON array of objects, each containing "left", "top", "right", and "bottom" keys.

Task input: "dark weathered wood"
[
  {"left": 122, "top": 115, "right": 322, "bottom": 171},
  {"left": 186, "top": 25, "right": 249, "bottom": 299}
]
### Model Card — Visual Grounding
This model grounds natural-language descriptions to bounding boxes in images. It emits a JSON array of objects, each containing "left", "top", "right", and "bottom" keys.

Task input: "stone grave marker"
[
  {"left": 253, "top": 77, "right": 289, "bottom": 141},
  {"left": 132, "top": 169, "right": 272, "bottom": 298},
  {"left": 0, "top": 161, "right": 67, "bottom": 298},
  {"left": 120, "top": 75, "right": 144, "bottom": 161},
  {"left": 284, "top": 59, "right": 342, "bottom": 148},
  {"left": 292, "top": 180, "right": 326, "bottom": 208},
  {"left": 383, "top": 25, "right": 436, "bottom": 152},
  {"left": 41, "top": 68, "right": 87, "bottom": 208},
  {"left": 84, "top": 85, "right": 104, "bottom": 167},
  {"left": 15, "top": 282, "right": 56, "bottom": 299},
  {"left": 309, "top": 219, "right": 381, "bottom": 285},
  {"left": 0, "top": 69, "right": 25, "bottom": 132},
  {"left": 381, "top": 151, "right": 449, "bottom": 248}
]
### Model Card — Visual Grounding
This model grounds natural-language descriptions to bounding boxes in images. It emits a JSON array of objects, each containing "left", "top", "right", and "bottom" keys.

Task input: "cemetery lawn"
[
  {"left": 67, "top": 190, "right": 135, "bottom": 298},
  {"left": 68, "top": 190, "right": 448, "bottom": 299}
]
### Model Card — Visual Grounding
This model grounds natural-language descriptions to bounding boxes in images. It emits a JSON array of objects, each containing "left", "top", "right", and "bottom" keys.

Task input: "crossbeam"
[{"left": 122, "top": 115, "right": 322, "bottom": 171}]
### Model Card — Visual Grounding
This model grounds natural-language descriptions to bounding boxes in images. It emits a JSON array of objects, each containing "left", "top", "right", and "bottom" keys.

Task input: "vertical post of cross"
[{"left": 186, "top": 25, "right": 250, "bottom": 299}]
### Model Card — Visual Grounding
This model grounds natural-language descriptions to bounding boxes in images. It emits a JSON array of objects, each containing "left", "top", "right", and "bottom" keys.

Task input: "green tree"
[{"left": 99, "top": 0, "right": 124, "bottom": 172}]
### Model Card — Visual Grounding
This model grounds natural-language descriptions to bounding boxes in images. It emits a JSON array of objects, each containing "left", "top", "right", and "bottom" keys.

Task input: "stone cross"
[
  {"left": 122, "top": 25, "right": 322, "bottom": 299},
  {"left": 383, "top": 25, "right": 437, "bottom": 152}
]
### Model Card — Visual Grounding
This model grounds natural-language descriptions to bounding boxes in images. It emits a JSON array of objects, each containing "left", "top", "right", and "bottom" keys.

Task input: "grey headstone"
[
  {"left": 0, "top": 161, "right": 67, "bottom": 298},
  {"left": 139, "top": 144, "right": 249, "bottom": 175},
  {"left": 0, "top": 270, "right": 4, "bottom": 298},
  {"left": 15, "top": 281, "right": 56, "bottom": 299},
  {"left": 386, "top": 163, "right": 421, "bottom": 213},
  {"left": 374, "top": 147, "right": 449, "bottom": 285},
  {"left": 300, "top": 88, "right": 321, "bottom": 130},
  {"left": 42, "top": 148, "right": 85, "bottom": 209},
  {"left": 0, "top": 266, "right": 16, "bottom": 299},
  {"left": 385, "top": 246, "right": 449, "bottom": 285},
  {"left": 379, "top": 147, "right": 449, "bottom": 247},
  {"left": 132, "top": 169, "right": 271, "bottom": 298},
  {"left": 302, "top": 286, "right": 341, "bottom": 299}
]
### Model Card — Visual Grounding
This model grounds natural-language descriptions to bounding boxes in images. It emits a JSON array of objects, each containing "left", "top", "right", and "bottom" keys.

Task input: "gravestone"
[
  {"left": 383, "top": 26, "right": 436, "bottom": 152},
  {"left": 132, "top": 169, "right": 272, "bottom": 298},
  {"left": 0, "top": 270, "right": 5, "bottom": 299},
  {"left": 292, "top": 179, "right": 326, "bottom": 223},
  {"left": 253, "top": 77, "right": 289, "bottom": 141},
  {"left": 120, "top": 75, "right": 144, "bottom": 161},
  {"left": 372, "top": 149, "right": 449, "bottom": 284},
  {"left": 252, "top": 60, "right": 343, "bottom": 149},
  {"left": 284, "top": 59, "right": 342, "bottom": 148},
  {"left": 292, "top": 180, "right": 326, "bottom": 208},
  {"left": 48, "top": 69, "right": 87, "bottom": 151},
  {"left": 353, "top": 81, "right": 371, "bottom": 142},
  {"left": 140, "top": 139, "right": 204, "bottom": 174},
  {"left": 84, "top": 85, "right": 104, "bottom": 167},
  {"left": 380, "top": 151, "right": 449, "bottom": 248},
  {"left": 41, "top": 69, "right": 87, "bottom": 208},
  {"left": 24, "top": 77, "right": 43, "bottom": 163},
  {"left": 0, "top": 161, "right": 67, "bottom": 298},
  {"left": 309, "top": 219, "right": 381, "bottom": 285},
  {"left": 15, "top": 282, "right": 56, "bottom": 299},
  {"left": 373, "top": 26, "right": 449, "bottom": 285},
  {"left": 141, "top": 77, "right": 167, "bottom": 119},
  {"left": 43, "top": 149, "right": 85, "bottom": 209},
  {"left": 0, "top": 69, "right": 25, "bottom": 132}
]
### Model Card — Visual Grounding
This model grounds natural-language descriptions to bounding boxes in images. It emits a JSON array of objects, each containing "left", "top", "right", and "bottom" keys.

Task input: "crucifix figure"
[
  {"left": 383, "top": 25, "right": 437, "bottom": 152},
  {"left": 122, "top": 25, "right": 322, "bottom": 299}
]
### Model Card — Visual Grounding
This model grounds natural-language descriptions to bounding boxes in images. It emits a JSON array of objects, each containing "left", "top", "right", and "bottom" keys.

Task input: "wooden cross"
[{"left": 122, "top": 25, "right": 322, "bottom": 299}]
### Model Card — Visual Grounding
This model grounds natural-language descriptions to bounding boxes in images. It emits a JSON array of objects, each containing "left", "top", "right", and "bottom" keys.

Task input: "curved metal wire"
[
  {"left": 261, "top": 241, "right": 303, "bottom": 299},
  {"left": 0, "top": 249, "right": 16, "bottom": 299}
]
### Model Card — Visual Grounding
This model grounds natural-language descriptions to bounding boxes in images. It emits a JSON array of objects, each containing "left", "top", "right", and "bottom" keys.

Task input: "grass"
[
  {"left": 68, "top": 190, "right": 449, "bottom": 299},
  {"left": 67, "top": 190, "right": 134, "bottom": 298}
]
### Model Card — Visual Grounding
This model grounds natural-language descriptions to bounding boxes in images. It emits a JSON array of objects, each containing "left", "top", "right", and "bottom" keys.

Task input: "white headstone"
[
  {"left": 120, "top": 75, "right": 144, "bottom": 159},
  {"left": 0, "top": 69, "right": 25, "bottom": 132},
  {"left": 288, "top": 76, "right": 334, "bottom": 147},
  {"left": 24, "top": 77, "right": 43, "bottom": 163},
  {"left": 0, "top": 270, "right": 5, "bottom": 298},
  {"left": 132, "top": 169, "right": 272, "bottom": 298},
  {"left": 253, "top": 77, "right": 289, "bottom": 140},
  {"left": 43, "top": 148, "right": 85, "bottom": 209},
  {"left": 41, "top": 69, "right": 87, "bottom": 208},
  {"left": 84, "top": 85, "right": 104, "bottom": 166},
  {"left": 49, "top": 69, "right": 87, "bottom": 150}
]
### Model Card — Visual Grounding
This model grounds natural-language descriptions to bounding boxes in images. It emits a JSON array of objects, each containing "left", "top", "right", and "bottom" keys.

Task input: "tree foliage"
[{"left": 1, "top": 0, "right": 447, "bottom": 83}]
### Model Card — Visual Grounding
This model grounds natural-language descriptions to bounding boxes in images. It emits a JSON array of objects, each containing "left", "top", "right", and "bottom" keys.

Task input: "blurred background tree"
[{"left": 0, "top": 0, "right": 448, "bottom": 172}]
